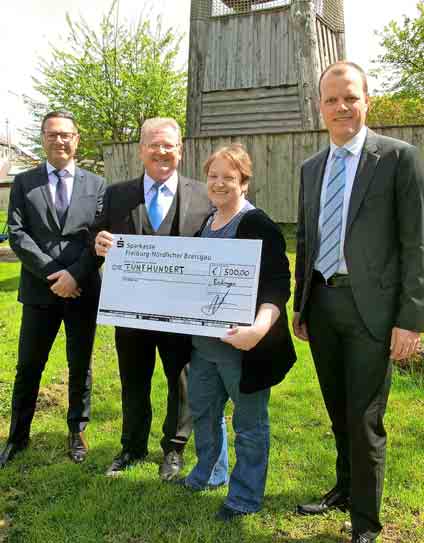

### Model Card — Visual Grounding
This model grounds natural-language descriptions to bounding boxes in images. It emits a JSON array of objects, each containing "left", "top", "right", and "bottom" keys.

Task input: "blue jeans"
[{"left": 186, "top": 348, "right": 271, "bottom": 513}]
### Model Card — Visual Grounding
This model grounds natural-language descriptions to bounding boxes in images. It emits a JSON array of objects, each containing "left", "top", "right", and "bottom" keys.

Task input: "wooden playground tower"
[{"left": 186, "top": 0, "right": 345, "bottom": 137}]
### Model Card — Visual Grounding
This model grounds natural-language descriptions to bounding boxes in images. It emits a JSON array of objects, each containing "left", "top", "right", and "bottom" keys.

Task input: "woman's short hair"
[{"left": 203, "top": 143, "right": 252, "bottom": 184}]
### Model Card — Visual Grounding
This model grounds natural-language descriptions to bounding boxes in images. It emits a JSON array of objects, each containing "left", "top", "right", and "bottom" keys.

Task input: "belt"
[{"left": 312, "top": 270, "right": 350, "bottom": 288}]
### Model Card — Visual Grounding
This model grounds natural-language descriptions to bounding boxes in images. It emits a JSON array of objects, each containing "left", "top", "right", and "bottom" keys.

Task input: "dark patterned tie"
[{"left": 52, "top": 169, "right": 69, "bottom": 227}]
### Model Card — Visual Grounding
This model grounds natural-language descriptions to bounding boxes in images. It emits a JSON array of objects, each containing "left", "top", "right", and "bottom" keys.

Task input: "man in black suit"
[
  {"left": 95, "top": 117, "right": 210, "bottom": 480},
  {"left": 0, "top": 111, "right": 105, "bottom": 467},
  {"left": 293, "top": 62, "right": 424, "bottom": 542}
]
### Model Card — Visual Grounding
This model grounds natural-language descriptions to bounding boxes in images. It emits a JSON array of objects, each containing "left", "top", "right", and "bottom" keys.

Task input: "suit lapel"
[
  {"left": 62, "top": 167, "right": 84, "bottom": 233},
  {"left": 38, "top": 163, "right": 61, "bottom": 229},
  {"left": 178, "top": 175, "right": 192, "bottom": 235},
  {"left": 131, "top": 175, "right": 145, "bottom": 234},
  {"left": 345, "top": 131, "right": 380, "bottom": 236},
  {"left": 307, "top": 149, "right": 329, "bottom": 258}
]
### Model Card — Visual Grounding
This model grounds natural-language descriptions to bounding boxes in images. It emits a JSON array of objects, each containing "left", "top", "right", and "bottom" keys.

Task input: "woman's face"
[{"left": 207, "top": 156, "right": 248, "bottom": 211}]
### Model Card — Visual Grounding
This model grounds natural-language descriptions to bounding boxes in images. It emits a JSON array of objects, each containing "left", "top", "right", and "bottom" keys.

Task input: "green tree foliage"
[
  {"left": 368, "top": 94, "right": 424, "bottom": 126},
  {"left": 373, "top": 1, "right": 424, "bottom": 97},
  {"left": 24, "top": 0, "right": 187, "bottom": 171},
  {"left": 369, "top": 2, "right": 424, "bottom": 127}
]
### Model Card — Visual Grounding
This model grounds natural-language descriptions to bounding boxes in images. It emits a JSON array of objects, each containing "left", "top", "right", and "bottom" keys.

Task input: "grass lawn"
[{"left": 0, "top": 235, "right": 423, "bottom": 543}]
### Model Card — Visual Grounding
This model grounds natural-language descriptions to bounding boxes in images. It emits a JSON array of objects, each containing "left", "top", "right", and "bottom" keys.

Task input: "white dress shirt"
[
  {"left": 315, "top": 125, "right": 368, "bottom": 274},
  {"left": 46, "top": 161, "right": 75, "bottom": 204}
]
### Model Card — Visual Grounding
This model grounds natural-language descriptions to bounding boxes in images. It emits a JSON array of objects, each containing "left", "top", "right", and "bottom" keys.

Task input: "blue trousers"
[{"left": 186, "top": 348, "right": 270, "bottom": 513}]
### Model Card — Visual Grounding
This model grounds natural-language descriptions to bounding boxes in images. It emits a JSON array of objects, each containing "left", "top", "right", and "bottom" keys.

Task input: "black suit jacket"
[
  {"left": 8, "top": 163, "right": 106, "bottom": 305},
  {"left": 93, "top": 174, "right": 210, "bottom": 368},
  {"left": 95, "top": 174, "right": 210, "bottom": 237},
  {"left": 294, "top": 129, "right": 424, "bottom": 340}
]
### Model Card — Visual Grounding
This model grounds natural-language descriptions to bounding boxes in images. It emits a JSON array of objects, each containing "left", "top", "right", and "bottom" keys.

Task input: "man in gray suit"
[
  {"left": 293, "top": 62, "right": 424, "bottom": 542},
  {"left": 0, "top": 111, "right": 105, "bottom": 467},
  {"left": 95, "top": 117, "right": 210, "bottom": 480}
]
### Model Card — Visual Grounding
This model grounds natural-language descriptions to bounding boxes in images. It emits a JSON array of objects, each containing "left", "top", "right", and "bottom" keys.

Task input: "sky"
[{"left": 0, "top": 0, "right": 421, "bottom": 144}]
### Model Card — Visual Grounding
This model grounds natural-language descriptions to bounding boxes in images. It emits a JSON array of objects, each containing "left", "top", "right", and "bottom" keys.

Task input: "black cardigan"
[{"left": 200, "top": 208, "right": 297, "bottom": 393}]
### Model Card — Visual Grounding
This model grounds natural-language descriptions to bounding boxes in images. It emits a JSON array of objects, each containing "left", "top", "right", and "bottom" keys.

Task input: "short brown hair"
[
  {"left": 41, "top": 110, "right": 78, "bottom": 132},
  {"left": 319, "top": 61, "right": 368, "bottom": 97},
  {"left": 203, "top": 143, "right": 252, "bottom": 184}
]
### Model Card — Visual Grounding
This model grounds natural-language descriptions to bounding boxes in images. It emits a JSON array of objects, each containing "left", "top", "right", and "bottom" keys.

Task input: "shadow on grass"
[{"left": 0, "top": 275, "right": 19, "bottom": 292}]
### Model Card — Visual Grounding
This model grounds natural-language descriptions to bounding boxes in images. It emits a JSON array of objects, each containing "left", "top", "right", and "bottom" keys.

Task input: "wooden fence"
[
  {"left": 0, "top": 181, "right": 13, "bottom": 211},
  {"left": 103, "top": 125, "right": 424, "bottom": 223}
]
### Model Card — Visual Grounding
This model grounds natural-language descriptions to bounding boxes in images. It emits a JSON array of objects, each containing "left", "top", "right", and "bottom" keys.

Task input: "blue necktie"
[
  {"left": 148, "top": 182, "right": 165, "bottom": 231},
  {"left": 52, "top": 169, "right": 69, "bottom": 227},
  {"left": 316, "top": 147, "right": 350, "bottom": 280}
]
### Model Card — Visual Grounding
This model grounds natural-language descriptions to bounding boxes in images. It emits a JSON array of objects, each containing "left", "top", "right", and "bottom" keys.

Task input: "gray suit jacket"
[
  {"left": 8, "top": 163, "right": 106, "bottom": 305},
  {"left": 294, "top": 129, "right": 424, "bottom": 340}
]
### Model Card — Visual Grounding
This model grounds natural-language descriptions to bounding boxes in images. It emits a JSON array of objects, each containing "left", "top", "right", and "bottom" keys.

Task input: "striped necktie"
[
  {"left": 316, "top": 147, "right": 350, "bottom": 280},
  {"left": 148, "top": 182, "right": 165, "bottom": 231},
  {"left": 52, "top": 169, "right": 69, "bottom": 227}
]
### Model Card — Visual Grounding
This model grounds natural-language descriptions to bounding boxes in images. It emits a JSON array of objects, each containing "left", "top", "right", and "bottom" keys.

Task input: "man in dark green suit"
[{"left": 293, "top": 61, "right": 424, "bottom": 543}]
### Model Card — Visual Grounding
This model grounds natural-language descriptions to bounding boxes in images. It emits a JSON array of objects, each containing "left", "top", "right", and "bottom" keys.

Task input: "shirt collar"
[
  {"left": 144, "top": 170, "right": 178, "bottom": 196},
  {"left": 329, "top": 125, "right": 368, "bottom": 159},
  {"left": 46, "top": 160, "right": 75, "bottom": 177}
]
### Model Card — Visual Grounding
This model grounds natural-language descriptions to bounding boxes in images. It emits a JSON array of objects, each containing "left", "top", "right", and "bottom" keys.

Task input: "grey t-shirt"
[{"left": 192, "top": 200, "right": 255, "bottom": 362}]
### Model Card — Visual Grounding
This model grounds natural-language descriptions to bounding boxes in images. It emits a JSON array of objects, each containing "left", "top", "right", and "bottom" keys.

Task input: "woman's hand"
[
  {"left": 221, "top": 303, "right": 280, "bottom": 351},
  {"left": 221, "top": 324, "right": 263, "bottom": 351}
]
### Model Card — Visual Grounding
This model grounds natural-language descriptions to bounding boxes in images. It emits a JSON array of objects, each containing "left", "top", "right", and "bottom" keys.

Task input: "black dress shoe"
[
  {"left": 159, "top": 450, "right": 184, "bottom": 481},
  {"left": 105, "top": 450, "right": 146, "bottom": 477},
  {"left": 0, "top": 440, "right": 29, "bottom": 468},
  {"left": 351, "top": 534, "right": 376, "bottom": 543},
  {"left": 68, "top": 432, "right": 88, "bottom": 464},
  {"left": 215, "top": 504, "right": 250, "bottom": 522},
  {"left": 296, "top": 486, "right": 350, "bottom": 515}
]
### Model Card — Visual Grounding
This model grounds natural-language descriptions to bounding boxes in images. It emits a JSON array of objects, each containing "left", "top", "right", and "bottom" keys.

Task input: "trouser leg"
[
  {"left": 9, "top": 304, "right": 62, "bottom": 443},
  {"left": 307, "top": 284, "right": 391, "bottom": 538},
  {"left": 186, "top": 348, "right": 229, "bottom": 490},
  {"left": 63, "top": 299, "right": 97, "bottom": 433},
  {"left": 343, "top": 318, "right": 392, "bottom": 539},
  {"left": 219, "top": 358, "right": 271, "bottom": 513},
  {"left": 307, "top": 286, "right": 350, "bottom": 492},
  {"left": 159, "top": 333, "right": 192, "bottom": 454},
  {"left": 115, "top": 327, "right": 156, "bottom": 456}
]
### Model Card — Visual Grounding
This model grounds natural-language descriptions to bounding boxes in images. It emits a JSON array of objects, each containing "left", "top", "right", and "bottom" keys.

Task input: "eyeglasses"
[
  {"left": 144, "top": 143, "right": 180, "bottom": 153},
  {"left": 43, "top": 131, "right": 77, "bottom": 142}
]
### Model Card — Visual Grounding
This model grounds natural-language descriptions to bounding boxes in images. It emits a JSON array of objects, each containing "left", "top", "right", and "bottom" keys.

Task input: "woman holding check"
[{"left": 177, "top": 144, "right": 296, "bottom": 520}]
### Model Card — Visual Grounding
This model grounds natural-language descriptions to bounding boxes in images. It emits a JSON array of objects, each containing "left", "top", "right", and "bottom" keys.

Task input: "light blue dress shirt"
[
  {"left": 143, "top": 171, "right": 178, "bottom": 220},
  {"left": 315, "top": 125, "right": 368, "bottom": 274}
]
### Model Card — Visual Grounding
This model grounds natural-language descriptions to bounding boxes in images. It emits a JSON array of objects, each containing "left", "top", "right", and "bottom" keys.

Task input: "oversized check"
[{"left": 97, "top": 234, "right": 262, "bottom": 338}]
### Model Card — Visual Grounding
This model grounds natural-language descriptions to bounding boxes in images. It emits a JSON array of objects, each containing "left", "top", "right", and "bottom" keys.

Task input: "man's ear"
[{"left": 365, "top": 94, "right": 370, "bottom": 114}]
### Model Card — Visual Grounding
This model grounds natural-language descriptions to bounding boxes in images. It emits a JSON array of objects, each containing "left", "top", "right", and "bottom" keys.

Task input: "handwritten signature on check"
[{"left": 201, "top": 281, "right": 236, "bottom": 316}]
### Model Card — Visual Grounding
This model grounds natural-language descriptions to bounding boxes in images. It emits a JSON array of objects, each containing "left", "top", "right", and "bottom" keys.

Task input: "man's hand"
[
  {"left": 47, "top": 270, "right": 80, "bottom": 298},
  {"left": 390, "top": 327, "right": 421, "bottom": 360},
  {"left": 95, "top": 231, "right": 114, "bottom": 257},
  {"left": 292, "top": 311, "right": 309, "bottom": 341}
]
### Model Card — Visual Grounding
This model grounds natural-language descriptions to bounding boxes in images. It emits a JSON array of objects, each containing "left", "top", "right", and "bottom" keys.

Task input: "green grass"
[{"left": 0, "top": 240, "right": 423, "bottom": 543}]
